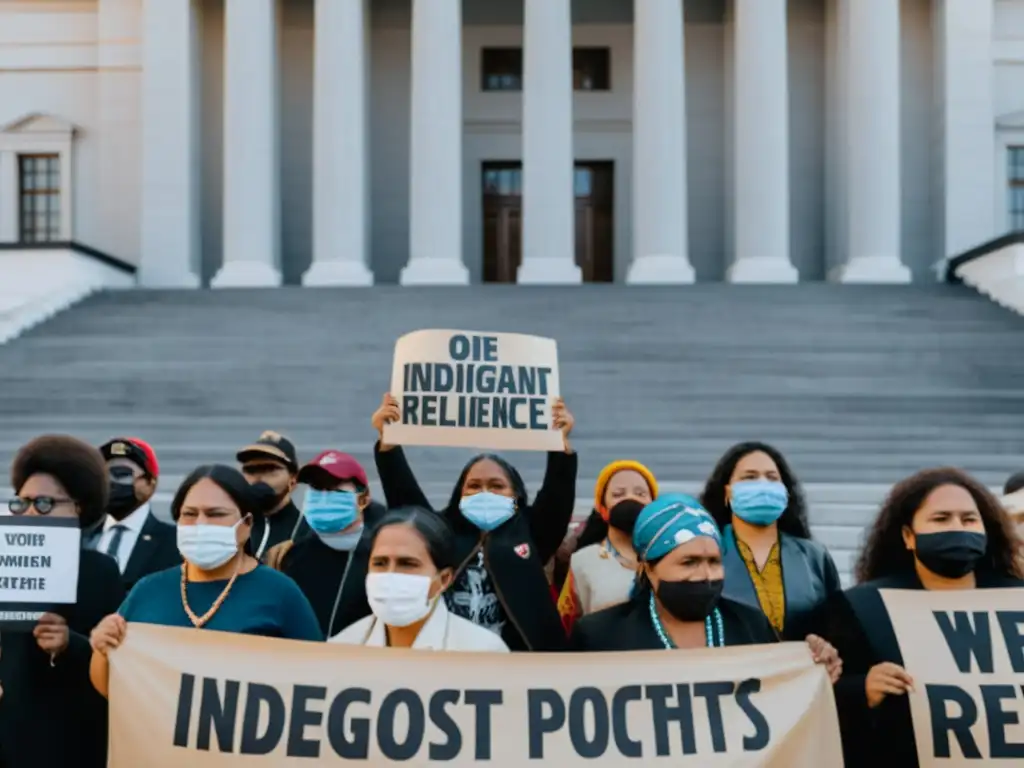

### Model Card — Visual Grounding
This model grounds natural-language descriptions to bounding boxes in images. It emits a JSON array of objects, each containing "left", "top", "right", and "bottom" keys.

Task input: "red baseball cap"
[
  {"left": 100, "top": 437, "right": 159, "bottom": 478},
  {"left": 298, "top": 450, "right": 369, "bottom": 488}
]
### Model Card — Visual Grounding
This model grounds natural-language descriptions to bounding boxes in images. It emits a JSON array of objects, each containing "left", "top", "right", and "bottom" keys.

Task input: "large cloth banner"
[
  {"left": 108, "top": 624, "right": 842, "bottom": 766},
  {"left": 881, "top": 588, "right": 1024, "bottom": 766},
  {"left": 383, "top": 329, "right": 563, "bottom": 452}
]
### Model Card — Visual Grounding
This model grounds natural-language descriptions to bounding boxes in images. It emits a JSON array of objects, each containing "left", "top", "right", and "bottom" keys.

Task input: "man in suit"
[{"left": 87, "top": 437, "right": 180, "bottom": 590}]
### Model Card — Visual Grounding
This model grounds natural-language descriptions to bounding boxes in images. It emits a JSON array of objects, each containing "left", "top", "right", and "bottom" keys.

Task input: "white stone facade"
[{"left": 0, "top": 0, "right": 1021, "bottom": 286}]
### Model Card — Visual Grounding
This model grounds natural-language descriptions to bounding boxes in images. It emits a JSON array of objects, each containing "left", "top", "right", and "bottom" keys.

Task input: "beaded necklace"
[
  {"left": 180, "top": 558, "right": 242, "bottom": 628},
  {"left": 649, "top": 592, "right": 725, "bottom": 648},
  {"left": 600, "top": 536, "right": 637, "bottom": 568}
]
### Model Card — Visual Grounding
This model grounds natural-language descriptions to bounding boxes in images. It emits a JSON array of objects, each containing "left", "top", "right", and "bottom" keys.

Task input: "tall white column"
[
  {"left": 728, "top": 0, "right": 798, "bottom": 283},
  {"left": 0, "top": 152, "right": 17, "bottom": 242},
  {"left": 627, "top": 0, "right": 694, "bottom": 284},
  {"left": 836, "top": 0, "right": 910, "bottom": 283},
  {"left": 934, "top": 0, "right": 995, "bottom": 258},
  {"left": 401, "top": 0, "right": 468, "bottom": 285},
  {"left": 518, "top": 0, "right": 581, "bottom": 284},
  {"left": 139, "top": 0, "right": 200, "bottom": 287},
  {"left": 97, "top": 0, "right": 143, "bottom": 265},
  {"left": 212, "top": 0, "right": 282, "bottom": 288},
  {"left": 304, "top": 0, "right": 373, "bottom": 286}
]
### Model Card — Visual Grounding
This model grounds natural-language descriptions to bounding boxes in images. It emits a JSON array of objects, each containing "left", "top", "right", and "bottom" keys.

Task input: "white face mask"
[
  {"left": 177, "top": 520, "right": 243, "bottom": 571},
  {"left": 365, "top": 572, "right": 436, "bottom": 628}
]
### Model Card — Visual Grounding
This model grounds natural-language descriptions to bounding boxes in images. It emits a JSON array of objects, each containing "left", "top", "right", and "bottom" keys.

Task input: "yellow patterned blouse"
[{"left": 734, "top": 538, "right": 785, "bottom": 634}]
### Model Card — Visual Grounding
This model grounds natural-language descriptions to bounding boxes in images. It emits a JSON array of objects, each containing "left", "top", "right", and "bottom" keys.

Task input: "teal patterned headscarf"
[{"left": 632, "top": 493, "right": 722, "bottom": 563}]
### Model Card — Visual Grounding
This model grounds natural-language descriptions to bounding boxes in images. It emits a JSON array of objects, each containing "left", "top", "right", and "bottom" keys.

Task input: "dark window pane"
[
  {"left": 573, "top": 48, "right": 611, "bottom": 91},
  {"left": 481, "top": 48, "right": 523, "bottom": 92},
  {"left": 18, "top": 153, "right": 61, "bottom": 242}
]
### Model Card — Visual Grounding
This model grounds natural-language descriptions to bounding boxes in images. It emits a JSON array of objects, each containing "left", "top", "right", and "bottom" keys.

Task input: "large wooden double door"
[{"left": 482, "top": 161, "right": 614, "bottom": 283}]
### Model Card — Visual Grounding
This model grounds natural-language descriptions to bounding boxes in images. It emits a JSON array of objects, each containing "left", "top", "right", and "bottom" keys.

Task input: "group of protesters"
[{"left": 1, "top": 390, "right": 1023, "bottom": 767}]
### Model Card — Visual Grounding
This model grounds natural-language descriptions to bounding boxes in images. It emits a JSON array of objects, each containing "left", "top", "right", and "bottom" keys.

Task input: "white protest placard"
[
  {"left": 0, "top": 516, "right": 81, "bottom": 629},
  {"left": 383, "top": 329, "right": 563, "bottom": 452},
  {"left": 881, "top": 588, "right": 1024, "bottom": 766}
]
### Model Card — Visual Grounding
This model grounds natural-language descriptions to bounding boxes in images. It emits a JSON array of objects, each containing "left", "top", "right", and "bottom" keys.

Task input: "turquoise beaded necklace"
[{"left": 649, "top": 591, "right": 725, "bottom": 648}]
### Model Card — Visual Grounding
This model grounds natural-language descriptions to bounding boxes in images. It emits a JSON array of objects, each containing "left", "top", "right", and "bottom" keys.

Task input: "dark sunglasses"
[
  {"left": 8, "top": 496, "right": 74, "bottom": 515},
  {"left": 242, "top": 463, "right": 288, "bottom": 475}
]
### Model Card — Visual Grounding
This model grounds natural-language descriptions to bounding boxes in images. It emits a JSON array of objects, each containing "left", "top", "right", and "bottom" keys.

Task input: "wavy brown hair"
[
  {"left": 854, "top": 467, "right": 1024, "bottom": 584},
  {"left": 700, "top": 441, "right": 812, "bottom": 539}
]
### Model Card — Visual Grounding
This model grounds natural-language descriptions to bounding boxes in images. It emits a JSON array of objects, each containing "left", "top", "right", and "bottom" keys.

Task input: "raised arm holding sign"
[{"left": 370, "top": 339, "right": 578, "bottom": 652}]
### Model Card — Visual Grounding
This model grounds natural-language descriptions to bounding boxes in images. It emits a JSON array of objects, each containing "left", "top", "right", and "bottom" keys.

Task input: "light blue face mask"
[
  {"left": 729, "top": 480, "right": 789, "bottom": 527},
  {"left": 319, "top": 527, "right": 364, "bottom": 552},
  {"left": 302, "top": 489, "right": 359, "bottom": 535},
  {"left": 459, "top": 492, "right": 515, "bottom": 532}
]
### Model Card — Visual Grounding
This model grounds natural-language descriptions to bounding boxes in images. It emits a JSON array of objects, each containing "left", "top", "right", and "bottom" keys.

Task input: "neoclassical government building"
[{"left": 0, "top": 0, "right": 1022, "bottom": 286}]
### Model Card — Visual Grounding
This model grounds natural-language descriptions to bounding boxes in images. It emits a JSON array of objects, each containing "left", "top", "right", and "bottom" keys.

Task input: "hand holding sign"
[
  {"left": 865, "top": 661, "right": 915, "bottom": 708},
  {"left": 91, "top": 612, "right": 127, "bottom": 656},
  {"left": 551, "top": 397, "right": 574, "bottom": 453},
  {"left": 33, "top": 612, "right": 69, "bottom": 656},
  {"left": 372, "top": 393, "right": 402, "bottom": 451}
]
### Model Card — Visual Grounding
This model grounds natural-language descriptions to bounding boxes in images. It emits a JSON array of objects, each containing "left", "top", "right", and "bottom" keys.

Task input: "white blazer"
[{"left": 330, "top": 599, "right": 510, "bottom": 652}]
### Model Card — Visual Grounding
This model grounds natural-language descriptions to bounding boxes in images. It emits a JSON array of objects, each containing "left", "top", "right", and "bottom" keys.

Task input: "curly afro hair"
[
  {"left": 700, "top": 441, "right": 812, "bottom": 539},
  {"left": 854, "top": 467, "right": 1024, "bottom": 584},
  {"left": 11, "top": 434, "right": 109, "bottom": 528}
]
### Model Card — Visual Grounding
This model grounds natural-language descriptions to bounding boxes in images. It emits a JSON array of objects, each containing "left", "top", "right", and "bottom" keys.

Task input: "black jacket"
[
  {"left": 374, "top": 444, "right": 577, "bottom": 652},
  {"left": 280, "top": 501, "right": 386, "bottom": 637},
  {"left": 569, "top": 596, "right": 777, "bottom": 651},
  {"left": 826, "top": 569, "right": 1024, "bottom": 767},
  {"left": 122, "top": 511, "right": 180, "bottom": 591},
  {"left": 252, "top": 500, "right": 308, "bottom": 560},
  {"left": 0, "top": 550, "right": 125, "bottom": 768}
]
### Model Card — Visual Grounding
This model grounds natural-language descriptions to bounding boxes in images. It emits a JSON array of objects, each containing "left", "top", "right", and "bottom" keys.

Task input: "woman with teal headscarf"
[{"left": 570, "top": 495, "right": 842, "bottom": 678}]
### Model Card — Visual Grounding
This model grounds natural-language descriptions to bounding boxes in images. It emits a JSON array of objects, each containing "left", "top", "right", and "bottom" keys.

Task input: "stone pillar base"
[
  {"left": 627, "top": 254, "right": 695, "bottom": 285},
  {"left": 833, "top": 256, "right": 911, "bottom": 284},
  {"left": 210, "top": 261, "right": 282, "bottom": 288},
  {"left": 139, "top": 269, "right": 201, "bottom": 289},
  {"left": 399, "top": 258, "right": 469, "bottom": 286},
  {"left": 302, "top": 260, "right": 373, "bottom": 287},
  {"left": 517, "top": 259, "right": 582, "bottom": 285},
  {"left": 727, "top": 257, "right": 799, "bottom": 284}
]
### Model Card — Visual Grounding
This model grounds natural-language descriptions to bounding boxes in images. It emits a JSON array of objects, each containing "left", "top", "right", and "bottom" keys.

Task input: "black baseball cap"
[{"left": 237, "top": 431, "right": 298, "bottom": 472}]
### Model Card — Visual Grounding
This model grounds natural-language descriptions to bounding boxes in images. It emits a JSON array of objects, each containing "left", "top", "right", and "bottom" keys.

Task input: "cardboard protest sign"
[
  {"left": 0, "top": 516, "right": 81, "bottom": 629},
  {"left": 383, "top": 329, "right": 563, "bottom": 451},
  {"left": 108, "top": 624, "right": 842, "bottom": 766},
  {"left": 881, "top": 588, "right": 1024, "bottom": 765}
]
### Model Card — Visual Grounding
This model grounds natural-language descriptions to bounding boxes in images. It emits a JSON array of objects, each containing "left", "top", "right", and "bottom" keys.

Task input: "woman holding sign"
[
  {"left": 371, "top": 393, "right": 576, "bottom": 652},
  {"left": 0, "top": 435, "right": 125, "bottom": 768},
  {"left": 700, "top": 442, "right": 841, "bottom": 640},
  {"left": 827, "top": 467, "right": 1024, "bottom": 766},
  {"left": 570, "top": 495, "right": 842, "bottom": 682},
  {"left": 88, "top": 465, "right": 323, "bottom": 699},
  {"left": 331, "top": 507, "right": 509, "bottom": 651}
]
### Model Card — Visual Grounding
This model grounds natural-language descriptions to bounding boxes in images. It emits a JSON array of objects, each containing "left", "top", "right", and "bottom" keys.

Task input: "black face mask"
[
  {"left": 107, "top": 468, "right": 141, "bottom": 521},
  {"left": 608, "top": 499, "right": 645, "bottom": 534},
  {"left": 913, "top": 530, "right": 987, "bottom": 579},
  {"left": 656, "top": 578, "right": 724, "bottom": 622}
]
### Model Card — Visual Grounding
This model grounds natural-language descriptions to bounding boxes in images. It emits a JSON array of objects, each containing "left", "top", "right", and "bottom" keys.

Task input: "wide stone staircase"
[{"left": 0, "top": 284, "right": 1022, "bottom": 585}]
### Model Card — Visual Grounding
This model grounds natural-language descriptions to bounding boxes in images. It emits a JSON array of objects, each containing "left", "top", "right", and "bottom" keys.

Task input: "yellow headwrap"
[{"left": 593, "top": 460, "right": 658, "bottom": 521}]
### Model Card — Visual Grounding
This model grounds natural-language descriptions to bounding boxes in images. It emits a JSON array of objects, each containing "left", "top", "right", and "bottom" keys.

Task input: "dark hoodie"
[
  {"left": 373, "top": 443, "right": 577, "bottom": 651},
  {"left": 279, "top": 501, "right": 386, "bottom": 637}
]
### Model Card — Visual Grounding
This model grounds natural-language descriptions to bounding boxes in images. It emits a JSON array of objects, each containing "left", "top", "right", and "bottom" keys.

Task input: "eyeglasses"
[{"left": 8, "top": 496, "right": 74, "bottom": 515}]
